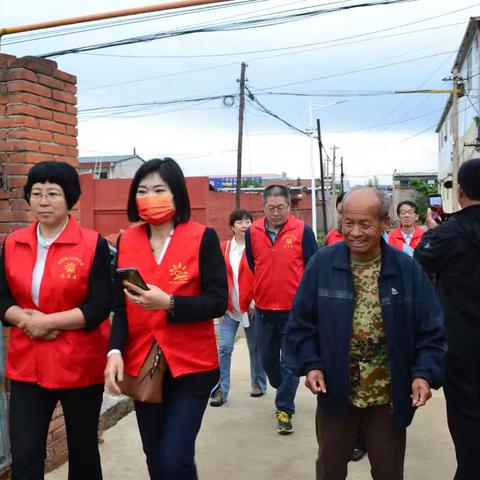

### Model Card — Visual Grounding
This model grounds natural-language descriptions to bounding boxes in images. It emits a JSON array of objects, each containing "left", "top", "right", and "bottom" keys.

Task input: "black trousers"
[
  {"left": 134, "top": 376, "right": 211, "bottom": 480},
  {"left": 9, "top": 380, "right": 104, "bottom": 480},
  {"left": 444, "top": 353, "right": 480, "bottom": 480},
  {"left": 315, "top": 403, "right": 406, "bottom": 480}
]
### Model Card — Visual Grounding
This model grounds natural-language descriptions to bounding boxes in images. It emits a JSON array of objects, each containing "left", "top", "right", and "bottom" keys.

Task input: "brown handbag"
[{"left": 118, "top": 341, "right": 168, "bottom": 404}]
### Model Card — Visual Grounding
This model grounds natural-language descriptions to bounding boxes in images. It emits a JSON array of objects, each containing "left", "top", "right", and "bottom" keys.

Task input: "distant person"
[
  {"left": 210, "top": 209, "right": 267, "bottom": 407},
  {"left": 287, "top": 187, "right": 445, "bottom": 480},
  {"left": 245, "top": 185, "right": 318, "bottom": 434},
  {"left": 325, "top": 193, "right": 345, "bottom": 246},
  {"left": 415, "top": 158, "right": 480, "bottom": 480},
  {"left": 388, "top": 200, "right": 425, "bottom": 256}
]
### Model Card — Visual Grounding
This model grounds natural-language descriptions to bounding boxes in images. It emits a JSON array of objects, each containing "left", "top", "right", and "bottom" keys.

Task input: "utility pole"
[
  {"left": 308, "top": 101, "right": 317, "bottom": 238},
  {"left": 317, "top": 119, "right": 328, "bottom": 238},
  {"left": 451, "top": 66, "right": 460, "bottom": 211},
  {"left": 236, "top": 62, "right": 247, "bottom": 208},
  {"left": 340, "top": 156, "right": 345, "bottom": 194},
  {"left": 330, "top": 146, "right": 338, "bottom": 228}
]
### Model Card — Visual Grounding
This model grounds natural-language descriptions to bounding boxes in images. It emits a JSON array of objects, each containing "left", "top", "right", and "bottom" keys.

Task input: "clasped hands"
[
  {"left": 123, "top": 281, "right": 170, "bottom": 310},
  {"left": 20, "top": 309, "right": 59, "bottom": 341},
  {"left": 305, "top": 370, "right": 431, "bottom": 407}
]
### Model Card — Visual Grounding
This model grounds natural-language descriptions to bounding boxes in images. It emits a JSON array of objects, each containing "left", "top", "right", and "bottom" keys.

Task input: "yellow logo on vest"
[
  {"left": 169, "top": 262, "right": 189, "bottom": 283},
  {"left": 283, "top": 234, "right": 297, "bottom": 248},
  {"left": 58, "top": 256, "right": 84, "bottom": 280}
]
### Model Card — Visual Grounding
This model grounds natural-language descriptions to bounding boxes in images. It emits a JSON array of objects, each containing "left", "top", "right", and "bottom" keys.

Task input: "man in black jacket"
[
  {"left": 415, "top": 158, "right": 480, "bottom": 480},
  {"left": 287, "top": 187, "right": 445, "bottom": 480}
]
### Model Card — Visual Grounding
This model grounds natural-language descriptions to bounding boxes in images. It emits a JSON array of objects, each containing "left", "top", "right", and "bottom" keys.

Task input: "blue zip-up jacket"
[{"left": 286, "top": 239, "right": 445, "bottom": 429}]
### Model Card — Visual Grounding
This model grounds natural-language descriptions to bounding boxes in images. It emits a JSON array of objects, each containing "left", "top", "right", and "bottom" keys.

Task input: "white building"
[
  {"left": 79, "top": 153, "right": 145, "bottom": 179},
  {"left": 436, "top": 17, "right": 480, "bottom": 212}
]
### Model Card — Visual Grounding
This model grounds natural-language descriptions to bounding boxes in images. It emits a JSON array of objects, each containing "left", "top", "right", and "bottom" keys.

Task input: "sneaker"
[
  {"left": 250, "top": 385, "right": 264, "bottom": 398},
  {"left": 351, "top": 448, "right": 367, "bottom": 462},
  {"left": 276, "top": 410, "right": 294, "bottom": 434},
  {"left": 209, "top": 388, "right": 226, "bottom": 407}
]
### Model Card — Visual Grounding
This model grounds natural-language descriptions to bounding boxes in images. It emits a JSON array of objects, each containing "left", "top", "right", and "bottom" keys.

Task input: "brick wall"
[{"left": 0, "top": 53, "right": 78, "bottom": 478}]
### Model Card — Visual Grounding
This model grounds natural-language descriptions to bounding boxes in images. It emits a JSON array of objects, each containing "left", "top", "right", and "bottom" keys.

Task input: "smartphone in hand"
[
  {"left": 428, "top": 194, "right": 445, "bottom": 222},
  {"left": 116, "top": 268, "right": 149, "bottom": 292}
]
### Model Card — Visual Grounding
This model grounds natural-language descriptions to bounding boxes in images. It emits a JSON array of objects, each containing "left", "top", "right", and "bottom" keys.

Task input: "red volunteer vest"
[
  {"left": 325, "top": 229, "right": 344, "bottom": 245},
  {"left": 4, "top": 217, "right": 109, "bottom": 389},
  {"left": 221, "top": 239, "right": 254, "bottom": 314},
  {"left": 118, "top": 222, "right": 218, "bottom": 378},
  {"left": 249, "top": 215, "right": 305, "bottom": 311},
  {"left": 388, "top": 225, "right": 425, "bottom": 251}
]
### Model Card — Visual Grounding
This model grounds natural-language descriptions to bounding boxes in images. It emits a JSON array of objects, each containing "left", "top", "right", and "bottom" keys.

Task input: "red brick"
[
  {"left": 12, "top": 56, "right": 57, "bottom": 75},
  {"left": 52, "top": 89, "right": 76, "bottom": 105},
  {"left": 8, "top": 128, "right": 52, "bottom": 142},
  {"left": 0, "top": 210, "right": 30, "bottom": 222},
  {"left": 0, "top": 200, "right": 10, "bottom": 210},
  {"left": 0, "top": 53, "right": 18, "bottom": 68},
  {"left": 65, "top": 104, "right": 77, "bottom": 115},
  {"left": 7, "top": 80, "right": 51, "bottom": 98},
  {"left": 0, "top": 86, "right": 8, "bottom": 102},
  {"left": 0, "top": 139, "right": 40, "bottom": 152},
  {"left": 65, "top": 125, "right": 78, "bottom": 136},
  {"left": 7, "top": 176, "right": 28, "bottom": 188},
  {"left": 52, "top": 69, "right": 76, "bottom": 84},
  {"left": 52, "top": 111, "right": 77, "bottom": 126},
  {"left": 0, "top": 68, "right": 37, "bottom": 83},
  {"left": 63, "top": 83, "right": 77, "bottom": 95},
  {"left": 4, "top": 91, "right": 39, "bottom": 106},
  {"left": 0, "top": 116, "right": 37, "bottom": 129},
  {"left": 37, "top": 74, "right": 65, "bottom": 90},
  {"left": 6, "top": 104, "right": 52, "bottom": 120},
  {"left": 53, "top": 133, "right": 77, "bottom": 147},
  {"left": 0, "top": 224, "right": 12, "bottom": 234},
  {"left": 0, "top": 105, "right": 6, "bottom": 115},
  {"left": 39, "top": 143, "right": 68, "bottom": 155},
  {"left": 38, "top": 120, "right": 66, "bottom": 134},
  {"left": 65, "top": 146, "right": 77, "bottom": 156},
  {"left": 10, "top": 199, "right": 29, "bottom": 210},
  {"left": 37, "top": 96, "right": 66, "bottom": 113},
  {"left": 6, "top": 152, "right": 52, "bottom": 163},
  {"left": 0, "top": 130, "right": 6, "bottom": 140},
  {"left": 2, "top": 163, "right": 32, "bottom": 175}
]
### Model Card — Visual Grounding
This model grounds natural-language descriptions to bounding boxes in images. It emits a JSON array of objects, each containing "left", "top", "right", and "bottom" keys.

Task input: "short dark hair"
[
  {"left": 396, "top": 200, "right": 418, "bottom": 215},
  {"left": 262, "top": 185, "right": 290, "bottom": 205},
  {"left": 127, "top": 158, "right": 190, "bottom": 224},
  {"left": 23, "top": 161, "right": 81, "bottom": 209},
  {"left": 458, "top": 158, "right": 480, "bottom": 200},
  {"left": 336, "top": 192, "right": 345, "bottom": 207},
  {"left": 229, "top": 208, "right": 253, "bottom": 227}
]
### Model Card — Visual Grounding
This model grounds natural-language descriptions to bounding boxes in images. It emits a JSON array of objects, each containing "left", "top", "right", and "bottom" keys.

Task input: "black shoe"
[
  {"left": 351, "top": 448, "right": 366, "bottom": 462},
  {"left": 250, "top": 385, "right": 264, "bottom": 397},
  {"left": 209, "top": 388, "right": 226, "bottom": 407}
]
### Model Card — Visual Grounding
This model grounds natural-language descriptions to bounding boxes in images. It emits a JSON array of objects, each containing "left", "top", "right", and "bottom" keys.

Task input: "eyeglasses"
[
  {"left": 398, "top": 209, "right": 416, "bottom": 216},
  {"left": 29, "top": 192, "right": 65, "bottom": 202},
  {"left": 265, "top": 205, "right": 288, "bottom": 214}
]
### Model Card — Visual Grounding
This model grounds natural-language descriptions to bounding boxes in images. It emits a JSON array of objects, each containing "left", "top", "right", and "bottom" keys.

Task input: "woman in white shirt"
[{"left": 210, "top": 209, "right": 267, "bottom": 407}]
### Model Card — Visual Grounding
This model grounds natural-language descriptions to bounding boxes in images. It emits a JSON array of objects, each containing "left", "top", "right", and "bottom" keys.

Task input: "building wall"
[
  {"left": 0, "top": 53, "right": 78, "bottom": 478},
  {"left": 111, "top": 158, "right": 144, "bottom": 178}
]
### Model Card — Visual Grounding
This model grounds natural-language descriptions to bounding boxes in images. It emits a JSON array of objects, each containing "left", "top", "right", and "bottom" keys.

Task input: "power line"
[{"left": 39, "top": 0, "right": 418, "bottom": 58}]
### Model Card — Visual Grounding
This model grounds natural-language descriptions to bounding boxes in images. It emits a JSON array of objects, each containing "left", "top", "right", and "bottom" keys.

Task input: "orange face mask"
[{"left": 136, "top": 194, "right": 176, "bottom": 225}]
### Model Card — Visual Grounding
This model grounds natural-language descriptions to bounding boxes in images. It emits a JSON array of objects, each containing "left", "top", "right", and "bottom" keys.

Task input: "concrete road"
[{"left": 47, "top": 338, "right": 456, "bottom": 479}]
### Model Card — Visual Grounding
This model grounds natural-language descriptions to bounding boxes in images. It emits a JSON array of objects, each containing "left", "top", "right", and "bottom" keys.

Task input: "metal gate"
[{"left": 0, "top": 324, "right": 10, "bottom": 470}]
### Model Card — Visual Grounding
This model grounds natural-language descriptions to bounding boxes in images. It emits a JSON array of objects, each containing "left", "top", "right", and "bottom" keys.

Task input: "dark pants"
[
  {"left": 9, "top": 381, "right": 104, "bottom": 480},
  {"left": 444, "top": 353, "right": 480, "bottom": 480},
  {"left": 134, "top": 378, "right": 210, "bottom": 480},
  {"left": 315, "top": 403, "right": 406, "bottom": 480},
  {"left": 255, "top": 310, "right": 299, "bottom": 414}
]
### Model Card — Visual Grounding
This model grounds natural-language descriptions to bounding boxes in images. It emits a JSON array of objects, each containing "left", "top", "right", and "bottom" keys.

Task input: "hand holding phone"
[
  {"left": 116, "top": 268, "right": 149, "bottom": 293},
  {"left": 428, "top": 194, "right": 444, "bottom": 223}
]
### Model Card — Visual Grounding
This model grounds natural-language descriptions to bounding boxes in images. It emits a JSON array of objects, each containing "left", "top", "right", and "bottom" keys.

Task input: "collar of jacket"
[
  {"left": 14, "top": 215, "right": 80, "bottom": 246},
  {"left": 331, "top": 238, "right": 397, "bottom": 277}
]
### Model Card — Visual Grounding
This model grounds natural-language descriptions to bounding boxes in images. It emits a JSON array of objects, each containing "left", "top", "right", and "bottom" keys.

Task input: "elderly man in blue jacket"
[{"left": 286, "top": 187, "right": 445, "bottom": 480}]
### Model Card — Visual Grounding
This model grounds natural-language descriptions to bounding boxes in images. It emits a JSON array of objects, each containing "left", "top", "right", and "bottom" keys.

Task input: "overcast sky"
[{"left": 2, "top": 0, "right": 479, "bottom": 184}]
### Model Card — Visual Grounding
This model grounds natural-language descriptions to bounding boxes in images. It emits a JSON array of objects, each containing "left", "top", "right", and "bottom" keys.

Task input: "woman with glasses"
[
  {"left": 104, "top": 158, "right": 227, "bottom": 480},
  {"left": 0, "top": 161, "right": 112, "bottom": 480},
  {"left": 388, "top": 200, "right": 425, "bottom": 256}
]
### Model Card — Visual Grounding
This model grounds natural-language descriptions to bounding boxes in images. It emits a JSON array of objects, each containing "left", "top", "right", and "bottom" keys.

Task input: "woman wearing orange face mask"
[{"left": 104, "top": 158, "right": 227, "bottom": 480}]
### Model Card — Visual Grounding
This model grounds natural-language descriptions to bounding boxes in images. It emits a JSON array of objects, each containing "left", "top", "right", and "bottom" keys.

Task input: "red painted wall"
[{"left": 79, "top": 174, "right": 313, "bottom": 242}]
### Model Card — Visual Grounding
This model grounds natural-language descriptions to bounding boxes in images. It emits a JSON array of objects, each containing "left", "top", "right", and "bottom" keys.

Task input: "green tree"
[
  {"left": 408, "top": 178, "right": 437, "bottom": 223},
  {"left": 367, "top": 176, "right": 379, "bottom": 188}
]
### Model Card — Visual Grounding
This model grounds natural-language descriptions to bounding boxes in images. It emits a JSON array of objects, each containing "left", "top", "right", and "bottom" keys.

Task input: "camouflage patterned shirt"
[{"left": 349, "top": 254, "right": 391, "bottom": 408}]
